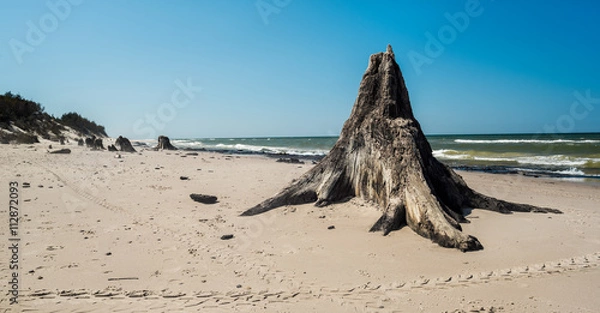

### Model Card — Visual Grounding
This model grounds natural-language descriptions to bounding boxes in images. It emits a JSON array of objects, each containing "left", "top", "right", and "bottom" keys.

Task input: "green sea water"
[{"left": 159, "top": 133, "right": 600, "bottom": 180}]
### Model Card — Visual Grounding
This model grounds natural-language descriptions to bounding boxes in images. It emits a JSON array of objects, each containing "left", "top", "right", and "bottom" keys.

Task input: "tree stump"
[
  {"left": 154, "top": 135, "right": 177, "bottom": 150},
  {"left": 241, "top": 45, "right": 561, "bottom": 252},
  {"left": 94, "top": 138, "right": 104, "bottom": 150},
  {"left": 85, "top": 137, "right": 94, "bottom": 148},
  {"left": 115, "top": 136, "right": 137, "bottom": 153}
]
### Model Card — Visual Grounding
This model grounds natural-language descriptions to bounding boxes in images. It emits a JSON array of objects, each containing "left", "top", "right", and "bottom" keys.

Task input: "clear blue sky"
[{"left": 1, "top": 0, "right": 599, "bottom": 139}]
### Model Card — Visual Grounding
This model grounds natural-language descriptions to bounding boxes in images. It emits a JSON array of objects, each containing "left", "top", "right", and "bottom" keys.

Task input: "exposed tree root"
[{"left": 241, "top": 45, "right": 561, "bottom": 251}]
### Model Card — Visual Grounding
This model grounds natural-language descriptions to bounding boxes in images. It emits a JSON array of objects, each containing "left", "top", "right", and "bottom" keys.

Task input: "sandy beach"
[{"left": 1, "top": 141, "right": 599, "bottom": 312}]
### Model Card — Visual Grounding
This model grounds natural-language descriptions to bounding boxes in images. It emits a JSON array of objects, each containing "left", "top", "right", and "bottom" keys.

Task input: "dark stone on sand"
[
  {"left": 115, "top": 136, "right": 137, "bottom": 152},
  {"left": 154, "top": 135, "right": 177, "bottom": 150},
  {"left": 276, "top": 157, "right": 304, "bottom": 164},
  {"left": 78, "top": 138, "right": 84, "bottom": 146},
  {"left": 327, "top": 225, "right": 335, "bottom": 230},
  {"left": 190, "top": 193, "right": 218, "bottom": 204},
  {"left": 220, "top": 234, "right": 234, "bottom": 240},
  {"left": 180, "top": 176, "right": 189, "bottom": 180},
  {"left": 107, "top": 145, "right": 118, "bottom": 151},
  {"left": 186, "top": 152, "right": 199, "bottom": 156},
  {"left": 49, "top": 148, "right": 71, "bottom": 154}
]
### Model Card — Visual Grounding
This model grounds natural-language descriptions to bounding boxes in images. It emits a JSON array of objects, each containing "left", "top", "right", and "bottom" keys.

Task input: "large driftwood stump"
[
  {"left": 115, "top": 136, "right": 137, "bottom": 153},
  {"left": 241, "top": 45, "right": 561, "bottom": 252},
  {"left": 154, "top": 135, "right": 177, "bottom": 151}
]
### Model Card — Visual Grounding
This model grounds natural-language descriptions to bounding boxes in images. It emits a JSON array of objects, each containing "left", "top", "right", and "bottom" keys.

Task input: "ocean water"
[
  {"left": 428, "top": 133, "right": 600, "bottom": 179},
  {"left": 152, "top": 133, "right": 600, "bottom": 180}
]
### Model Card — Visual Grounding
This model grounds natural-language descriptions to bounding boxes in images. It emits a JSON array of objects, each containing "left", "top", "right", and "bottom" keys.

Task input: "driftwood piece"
[
  {"left": 190, "top": 193, "right": 218, "bottom": 204},
  {"left": 276, "top": 158, "right": 304, "bottom": 164},
  {"left": 49, "top": 148, "right": 71, "bottom": 154},
  {"left": 241, "top": 45, "right": 561, "bottom": 252}
]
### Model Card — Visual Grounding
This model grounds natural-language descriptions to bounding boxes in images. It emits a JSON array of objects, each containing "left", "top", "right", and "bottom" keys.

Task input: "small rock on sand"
[{"left": 221, "top": 234, "right": 234, "bottom": 240}]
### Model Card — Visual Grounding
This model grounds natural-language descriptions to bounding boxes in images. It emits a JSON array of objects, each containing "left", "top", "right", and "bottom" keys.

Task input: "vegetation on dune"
[
  {"left": 0, "top": 91, "right": 107, "bottom": 143},
  {"left": 60, "top": 112, "right": 107, "bottom": 137}
]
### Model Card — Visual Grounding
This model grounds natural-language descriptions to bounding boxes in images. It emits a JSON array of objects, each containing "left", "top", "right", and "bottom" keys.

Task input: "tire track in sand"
[{"left": 18, "top": 252, "right": 600, "bottom": 312}]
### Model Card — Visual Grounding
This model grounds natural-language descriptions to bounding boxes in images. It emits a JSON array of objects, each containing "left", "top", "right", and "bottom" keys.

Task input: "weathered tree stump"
[
  {"left": 154, "top": 135, "right": 177, "bottom": 150},
  {"left": 85, "top": 137, "right": 94, "bottom": 147},
  {"left": 241, "top": 45, "right": 561, "bottom": 252},
  {"left": 115, "top": 136, "right": 137, "bottom": 153},
  {"left": 94, "top": 138, "right": 105, "bottom": 150}
]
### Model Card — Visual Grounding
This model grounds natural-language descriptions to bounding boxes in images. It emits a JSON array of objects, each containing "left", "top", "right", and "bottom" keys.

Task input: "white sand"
[{"left": 1, "top": 142, "right": 599, "bottom": 312}]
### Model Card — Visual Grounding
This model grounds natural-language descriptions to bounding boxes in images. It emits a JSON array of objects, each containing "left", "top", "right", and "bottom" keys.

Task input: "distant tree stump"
[
  {"left": 94, "top": 138, "right": 104, "bottom": 150},
  {"left": 85, "top": 137, "right": 94, "bottom": 147},
  {"left": 115, "top": 136, "right": 137, "bottom": 153},
  {"left": 154, "top": 135, "right": 177, "bottom": 150},
  {"left": 241, "top": 45, "right": 561, "bottom": 252}
]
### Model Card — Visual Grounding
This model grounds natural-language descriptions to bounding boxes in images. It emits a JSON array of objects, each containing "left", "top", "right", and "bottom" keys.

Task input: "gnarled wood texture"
[{"left": 241, "top": 45, "right": 561, "bottom": 252}]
